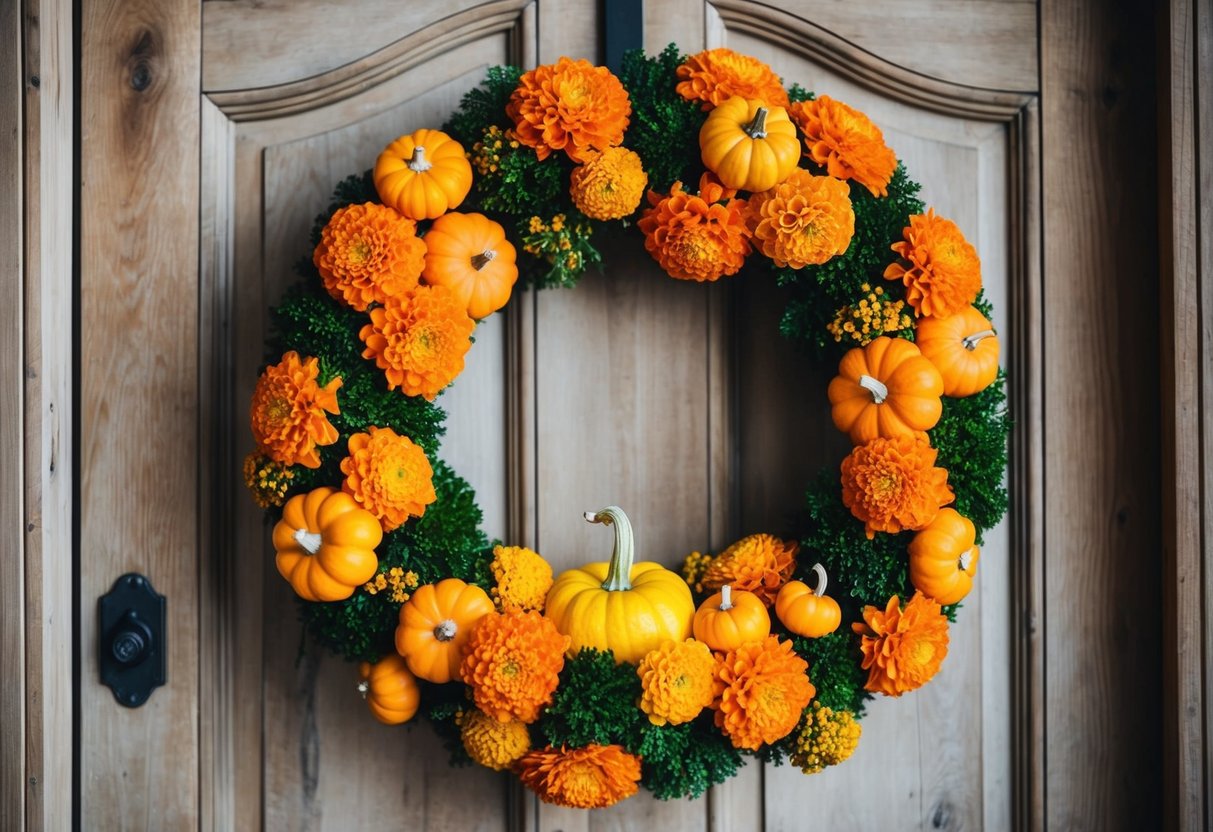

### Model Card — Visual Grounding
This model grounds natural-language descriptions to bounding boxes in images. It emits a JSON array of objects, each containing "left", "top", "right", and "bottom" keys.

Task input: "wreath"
[{"left": 244, "top": 45, "right": 1009, "bottom": 809}]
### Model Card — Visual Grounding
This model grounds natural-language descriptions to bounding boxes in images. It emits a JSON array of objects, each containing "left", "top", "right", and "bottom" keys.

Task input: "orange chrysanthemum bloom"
[
  {"left": 339, "top": 426, "right": 435, "bottom": 531},
  {"left": 249, "top": 351, "right": 341, "bottom": 469},
  {"left": 312, "top": 202, "right": 426, "bottom": 311},
  {"left": 638, "top": 173, "right": 751, "bottom": 282},
  {"left": 506, "top": 57, "right": 631, "bottom": 163},
  {"left": 747, "top": 168, "right": 855, "bottom": 269},
  {"left": 359, "top": 284, "right": 475, "bottom": 400},
  {"left": 569, "top": 146, "right": 648, "bottom": 220},
  {"left": 840, "top": 435, "right": 954, "bottom": 539},
  {"left": 675, "top": 48, "right": 790, "bottom": 111},
  {"left": 711, "top": 636, "right": 815, "bottom": 750},
  {"left": 790, "top": 96, "right": 897, "bottom": 197},
  {"left": 852, "top": 592, "right": 950, "bottom": 696},
  {"left": 701, "top": 533, "right": 798, "bottom": 606},
  {"left": 460, "top": 610, "right": 569, "bottom": 724},
  {"left": 883, "top": 209, "right": 982, "bottom": 318},
  {"left": 515, "top": 744, "right": 641, "bottom": 809},
  {"left": 459, "top": 707, "right": 531, "bottom": 771},
  {"left": 637, "top": 639, "right": 717, "bottom": 726}
]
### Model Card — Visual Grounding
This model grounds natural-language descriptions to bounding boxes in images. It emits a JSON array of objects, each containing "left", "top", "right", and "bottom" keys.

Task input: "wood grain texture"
[
  {"left": 1041, "top": 0, "right": 1162, "bottom": 828},
  {"left": 78, "top": 0, "right": 201, "bottom": 827}
]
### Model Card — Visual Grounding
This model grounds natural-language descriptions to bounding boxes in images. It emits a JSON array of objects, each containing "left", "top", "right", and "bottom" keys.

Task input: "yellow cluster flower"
[
  {"left": 490, "top": 545, "right": 554, "bottom": 612},
  {"left": 681, "top": 550, "right": 712, "bottom": 594},
  {"left": 470, "top": 125, "right": 521, "bottom": 177},
  {"left": 569, "top": 146, "right": 648, "bottom": 220},
  {"left": 362, "top": 567, "right": 419, "bottom": 603},
  {"left": 827, "top": 283, "right": 913, "bottom": 345},
  {"left": 458, "top": 707, "right": 531, "bottom": 771},
  {"left": 521, "top": 213, "right": 596, "bottom": 283},
  {"left": 242, "top": 452, "right": 295, "bottom": 508},
  {"left": 637, "top": 639, "right": 716, "bottom": 726},
  {"left": 790, "top": 702, "right": 862, "bottom": 774}
]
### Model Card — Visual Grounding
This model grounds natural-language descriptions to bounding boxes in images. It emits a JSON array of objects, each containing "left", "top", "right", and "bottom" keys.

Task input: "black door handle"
[{"left": 98, "top": 573, "right": 166, "bottom": 707}]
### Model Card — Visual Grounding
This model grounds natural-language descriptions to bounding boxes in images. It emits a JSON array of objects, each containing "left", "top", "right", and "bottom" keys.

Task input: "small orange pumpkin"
[
  {"left": 273, "top": 487, "right": 383, "bottom": 602},
  {"left": 422, "top": 212, "right": 518, "bottom": 319},
  {"left": 775, "top": 564, "right": 842, "bottom": 638},
  {"left": 358, "top": 654, "right": 420, "bottom": 725},
  {"left": 908, "top": 508, "right": 980, "bottom": 605},
  {"left": 915, "top": 305, "right": 1000, "bottom": 398},
  {"left": 395, "top": 578, "right": 495, "bottom": 683},
  {"left": 692, "top": 585, "right": 771, "bottom": 651},
  {"left": 827, "top": 336, "right": 944, "bottom": 444},
  {"left": 373, "top": 128, "right": 473, "bottom": 220},
  {"left": 699, "top": 96, "right": 801, "bottom": 192}
]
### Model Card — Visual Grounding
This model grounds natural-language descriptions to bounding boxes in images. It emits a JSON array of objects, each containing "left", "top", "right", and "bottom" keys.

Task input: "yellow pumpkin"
[
  {"left": 545, "top": 506, "right": 695, "bottom": 664},
  {"left": 699, "top": 96, "right": 801, "bottom": 192},
  {"left": 395, "top": 578, "right": 495, "bottom": 683},
  {"left": 373, "top": 128, "right": 473, "bottom": 220},
  {"left": 358, "top": 654, "right": 420, "bottom": 725},
  {"left": 827, "top": 336, "right": 944, "bottom": 444},
  {"left": 915, "top": 305, "right": 1000, "bottom": 397},
  {"left": 775, "top": 564, "right": 842, "bottom": 638},
  {"left": 692, "top": 584, "right": 771, "bottom": 651},
  {"left": 908, "top": 508, "right": 980, "bottom": 605},
  {"left": 273, "top": 487, "right": 382, "bottom": 602},
  {"left": 422, "top": 212, "right": 519, "bottom": 319}
]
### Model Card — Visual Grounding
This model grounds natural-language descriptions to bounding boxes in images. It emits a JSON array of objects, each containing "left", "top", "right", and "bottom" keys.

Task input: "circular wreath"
[{"left": 245, "top": 45, "right": 1009, "bottom": 809}]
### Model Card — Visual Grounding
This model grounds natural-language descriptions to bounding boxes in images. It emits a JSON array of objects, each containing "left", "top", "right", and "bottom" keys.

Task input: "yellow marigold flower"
[
  {"left": 681, "top": 550, "right": 712, "bottom": 593},
  {"left": 711, "top": 636, "right": 815, "bottom": 750},
  {"left": 675, "top": 48, "right": 790, "bottom": 111},
  {"left": 490, "top": 545, "right": 554, "bottom": 612},
  {"left": 638, "top": 173, "right": 751, "bottom": 282},
  {"left": 506, "top": 57, "right": 631, "bottom": 163},
  {"left": 637, "top": 639, "right": 716, "bottom": 726},
  {"left": 701, "top": 533, "right": 798, "bottom": 606},
  {"left": 790, "top": 96, "right": 897, "bottom": 197},
  {"left": 461, "top": 610, "right": 569, "bottom": 723},
  {"left": 791, "top": 702, "right": 861, "bottom": 774},
  {"left": 340, "top": 426, "right": 436, "bottom": 531},
  {"left": 569, "top": 147, "right": 648, "bottom": 220},
  {"left": 883, "top": 209, "right": 982, "bottom": 318},
  {"left": 840, "top": 435, "right": 954, "bottom": 539},
  {"left": 249, "top": 351, "right": 341, "bottom": 469},
  {"left": 242, "top": 452, "right": 295, "bottom": 508},
  {"left": 853, "top": 592, "right": 950, "bottom": 696},
  {"left": 359, "top": 284, "right": 475, "bottom": 400},
  {"left": 515, "top": 744, "right": 641, "bottom": 809},
  {"left": 313, "top": 202, "right": 425, "bottom": 311},
  {"left": 747, "top": 169, "right": 854, "bottom": 269},
  {"left": 459, "top": 707, "right": 531, "bottom": 771}
]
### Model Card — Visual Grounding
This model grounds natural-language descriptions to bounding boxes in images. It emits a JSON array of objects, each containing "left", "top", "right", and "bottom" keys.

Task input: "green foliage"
[
  {"left": 442, "top": 65, "right": 524, "bottom": 146},
  {"left": 618, "top": 45, "right": 707, "bottom": 192},
  {"left": 466, "top": 125, "right": 568, "bottom": 217},
  {"left": 794, "top": 632, "right": 869, "bottom": 716},
  {"left": 787, "top": 83, "right": 814, "bottom": 104},
  {"left": 515, "top": 213, "right": 602, "bottom": 289},
  {"left": 633, "top": 717, "right": 744, "bottom": 800},
  {"left": 537, "top": 648, "right": 641, "bottom": 748}
]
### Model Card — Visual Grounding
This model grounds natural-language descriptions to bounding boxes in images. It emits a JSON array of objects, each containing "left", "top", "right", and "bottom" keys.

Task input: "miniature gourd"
[
  {"left": 907, "top": 508, "right": 980, "bottom": 605},
  {"left": 373, "top": 128, "right": 473, "bottom": 220},
  {"left": 775, "top": 564, "right": 842, "bottom": 638},
  {"left": 358, "top": 654, "right": 421, "bottom": 725},
  {"left": 272, "top": 487, "right": 383, "bottom": 602},
  {"left": 422, "top": 212, "right": 519, "bottom": 319},
  {"left": 692, "top": 585, "right": 771, "bottom": 651},
  {"left": 915, "top": 305, "right": 1000, "bottom": 398},
  {"left": 828, "top": 336, "right": 945, "bottom": 444},
  {"left": 699, "top": 96, "right": 800, "bottom": 192},
  {"left": 395, "top": 578, "right": 495, "bottom": 683}
]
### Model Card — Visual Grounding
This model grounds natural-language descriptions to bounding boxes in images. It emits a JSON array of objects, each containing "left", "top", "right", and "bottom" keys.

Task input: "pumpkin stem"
[
  {"left": 407, "top": 145, "right": 433, "bottom": 172},
  {"left": 471, "top": 249, "right": 497, "bottom": 271},
  {"left": 810, "top": 563, "right": 828, "bottom": 598},
  {"left": 961, "top": 329, "right": 996, "bottom": 351},
  {"left": 720, "top": 584, "right": 734, "bottom": 610},
  {"left": 433, "top": 619, "right": 457, "bottom": 642},
  {"left": 586, "top": 506, "right": 635, "bottom": 592},
  {"left": 858, "top": 374, "right": 889, "bottom": 404},
  {"left": 294, "top": 528, "right": 323, "bottom": 556},
  {"left": 959, "top": 548, "right": 976, "bottom": 572},
  {"left": 357, "top": 680, "right": 370, "bottom": 700},
  {"left": 743, "top": 106, "right": 769, "bottom": 139}
]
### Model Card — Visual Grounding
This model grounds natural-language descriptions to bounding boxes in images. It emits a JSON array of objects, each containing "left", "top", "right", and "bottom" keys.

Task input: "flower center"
[
  {"left": 266, "top": 395, "right": 292, "bottom": 425},
  {"left": 348, "top": 237, "right": 371, "bottom": 264},
  {"left": 907, "top": 637, "right": 936, "bottom": 668},
  {"left": 500, "top": 659, "right": 520, "bottom": 678}
]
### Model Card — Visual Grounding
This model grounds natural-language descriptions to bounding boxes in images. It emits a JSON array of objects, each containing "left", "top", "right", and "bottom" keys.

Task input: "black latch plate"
[{"left": 98, "top": 573, "right": 166, "bottom": 707}]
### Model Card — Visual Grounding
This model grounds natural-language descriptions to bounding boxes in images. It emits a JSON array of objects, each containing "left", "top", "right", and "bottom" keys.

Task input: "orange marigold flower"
[
  {"left": 675, "top": 48, "right": 790, "bottom": 111},
  {"left": 637, "top": 639, "right": 717, "bottom": 726},
  {"left": 249, "top": 351, "right": 341, "bottom": 469},
  {"left": 840, "top": 435, "right": 954, "bottom": 539},
  {"left": 459, "top": 707, "right": 531, "bottom": 771},
  {"left": 701, "top": 533, "right": 798, "bottom": 606},
  {"left": 638, "top": 173, "right": 751, "bottom": 282},
  {"left": 359, "top": 284, "right": 475, "bottom": 400},
  {"left": 515, "top": 744, "right": 641, "bottom": 809},
  {"left": 460, "top": 610, "right": 569, "bottom": 724},
  {"left": 711, "top": 636, "right": 815, "bottom": 750},
  {"left": 569, "top": 146, "right": 648, "bottom": 220},
  {"left": 790, "top": 96, "right": 897, "bottom": 197},
  {"left": 490, "top": 544, "right": 554, "bottom": 612},
  {"left": 313, "top": 202, "right": 426, "bottom": 311},
  {"left": 506, "top": 57, "right": 631, "bottom": 163},
  {"left": 339, "top": 426, "right": 436, "bottom": 531},
  {"left": 883, "top": 209, "right": 982, "bottom": 318},
  {"left": 852, "top": 591, "right": 950, "bottom": 696},
  {"left": 747, "top": 168, "right": 854, "bottom": 269}
]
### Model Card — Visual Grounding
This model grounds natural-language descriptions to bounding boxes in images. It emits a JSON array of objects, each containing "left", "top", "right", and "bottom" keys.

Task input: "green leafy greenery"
[
  {"left": 618, "top": 44, "right": 707, "bottom": 192},
  {"left": 794, "top": 631, "right": 869, "bottom": 716}
]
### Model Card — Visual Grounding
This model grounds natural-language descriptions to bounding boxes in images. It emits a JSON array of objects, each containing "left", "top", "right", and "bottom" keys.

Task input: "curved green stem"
[{"left": 585, "top": 506, "right": 635, "bottom": 591}]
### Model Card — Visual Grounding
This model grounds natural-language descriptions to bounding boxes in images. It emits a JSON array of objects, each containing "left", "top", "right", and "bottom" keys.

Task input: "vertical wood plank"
[
  {"left": 79, "top": 0, "right": 201, "bottom": 827},
  {"left": 1041, "top": 0, "right": 1162, "bottom": 828}
]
